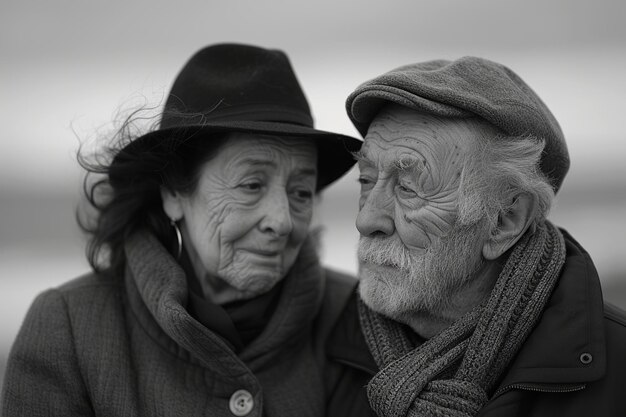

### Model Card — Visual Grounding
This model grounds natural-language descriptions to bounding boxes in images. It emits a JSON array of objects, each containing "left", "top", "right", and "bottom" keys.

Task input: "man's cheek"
[{"left": 402, "top": 205, "right": 457, "bottom": 246}]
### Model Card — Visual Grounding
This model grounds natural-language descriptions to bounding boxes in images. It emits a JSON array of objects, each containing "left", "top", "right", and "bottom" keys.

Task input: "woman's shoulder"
[
  {"left": 56, "top": 271, "right": 123, "bottom": 293},
  {"left": 29, "top": 272, "right": 125, "bottom": 321},
  {"left": 17, "top": 272, "right": 129, "bottom": 358},
  {"left": 4, "top": 272, "right": 130, "bottom": 414}
]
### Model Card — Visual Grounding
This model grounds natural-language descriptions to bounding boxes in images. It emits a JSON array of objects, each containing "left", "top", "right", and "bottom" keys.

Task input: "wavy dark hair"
[{"left": 77, "top": 108, "right": 227, "bottom": 278}]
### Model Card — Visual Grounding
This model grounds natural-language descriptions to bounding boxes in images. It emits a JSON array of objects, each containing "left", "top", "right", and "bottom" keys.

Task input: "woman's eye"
[
  {"left": 296, "top": 190, "right": 313, "bottom": 199},
  {"left": 291, "top": 188, "right": 313, "bottom": 201}
]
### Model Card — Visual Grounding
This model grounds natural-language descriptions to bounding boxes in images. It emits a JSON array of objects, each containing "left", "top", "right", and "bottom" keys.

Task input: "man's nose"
[
  {"left": 259, "top": 189, "right": 293, "bottom": 237},
  {"left": 356, "top": 186, "right": 395, "bottom": 237}
]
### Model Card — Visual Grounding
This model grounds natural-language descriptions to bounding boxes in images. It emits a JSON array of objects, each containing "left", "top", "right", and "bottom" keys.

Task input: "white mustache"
[{"left": 358, "top": 236, "right": 419, "bottom": 271}]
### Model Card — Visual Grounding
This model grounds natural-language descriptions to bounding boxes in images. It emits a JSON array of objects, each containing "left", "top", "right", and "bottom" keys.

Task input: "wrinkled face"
[
  {"left": 167, "top": 133, "right": 317, "bottom": 299},
  {"left": 355, "top": 104, "right": 493, "bottom": 319}
]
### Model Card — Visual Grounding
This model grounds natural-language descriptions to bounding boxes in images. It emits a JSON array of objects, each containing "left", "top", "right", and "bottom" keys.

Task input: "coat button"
[
  {"left": 579, "top": 352, "right": 593, "bottom": 364},
  {"left": 229, "top": 389, "right": 254, "bottom": 416}
]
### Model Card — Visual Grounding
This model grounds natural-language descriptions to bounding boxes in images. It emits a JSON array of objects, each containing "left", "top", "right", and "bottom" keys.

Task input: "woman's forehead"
[
  {"left": 222, "top": 133, "right": 316, "bottom": 157},
  {"left": 228, "top": 131, "right": 315, "bottom": 147},
  {"left": 201, "top": 133, "right": 318, "bottom": 175}
]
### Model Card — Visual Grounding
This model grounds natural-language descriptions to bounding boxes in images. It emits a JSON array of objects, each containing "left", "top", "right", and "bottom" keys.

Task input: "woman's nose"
[
  {"left": 356, "top": 187, "right": 395, "bottom": 238},
  {"left": 259, "top": 190, "right": 293, "bottom": 237}
]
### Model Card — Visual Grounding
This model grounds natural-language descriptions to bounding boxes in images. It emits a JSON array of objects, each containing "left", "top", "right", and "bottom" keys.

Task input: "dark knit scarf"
[{"left": 358, "top": 221, "right": 566, "bottom": 417}]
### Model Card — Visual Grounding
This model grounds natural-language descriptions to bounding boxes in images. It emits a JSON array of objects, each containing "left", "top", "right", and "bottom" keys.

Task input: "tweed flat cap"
[{"left": 346, "top": 57, "right": 569, "bottom": 192}]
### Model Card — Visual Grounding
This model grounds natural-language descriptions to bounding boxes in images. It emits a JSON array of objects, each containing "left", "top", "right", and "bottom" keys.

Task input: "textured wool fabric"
[
  {"left": 345, "top": 57, "right": 569, "bottom": 192},
  {"left": 2, "top": 230, "right": 326, "bottom": 417},
  {"left": 359, "top": 221, "right": 567, "bottom": 417},
  {"left": 326, "top": 229, "right": 626, "bottom": 417}
]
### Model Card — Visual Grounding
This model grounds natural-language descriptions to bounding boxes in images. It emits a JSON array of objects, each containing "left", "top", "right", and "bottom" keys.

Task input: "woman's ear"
[
  {"left": 482, "top": 193, "right": 536, "bottom": 260},
  {"left": 160, "top": 187, "right": 184, "bottom": 221}
]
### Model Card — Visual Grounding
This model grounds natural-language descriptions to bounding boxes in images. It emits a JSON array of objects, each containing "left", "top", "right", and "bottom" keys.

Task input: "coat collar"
[
  {"left": 124, "top": 230, "right": 324, "bottom": 376},
  {"left": 491, "top": 228, "right": 606, "bottom": 390},
  {"left": 329, "top": 228, "right": 607, "bottom": 388}
]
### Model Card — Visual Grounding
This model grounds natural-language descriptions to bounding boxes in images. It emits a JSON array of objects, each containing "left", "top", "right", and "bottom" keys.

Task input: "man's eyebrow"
[
  {"left": 392, "top": 155, "right": 425, "bottom": 174},
  {"left": 352, "top": 150, "right": 425, "bottom": 175}
]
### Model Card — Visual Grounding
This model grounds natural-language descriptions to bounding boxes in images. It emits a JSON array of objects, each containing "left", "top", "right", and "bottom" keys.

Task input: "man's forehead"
[
  {"left": 362, "top": 104, "right": 501, "bottom": 162},
  {"left": 360, "top": 110, "right": 446, "bottom": 168}
]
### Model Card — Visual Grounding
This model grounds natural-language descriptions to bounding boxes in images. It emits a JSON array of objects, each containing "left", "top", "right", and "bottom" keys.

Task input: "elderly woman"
[{"left": 1, "top": 44, "right": 361, "bottom": 416}]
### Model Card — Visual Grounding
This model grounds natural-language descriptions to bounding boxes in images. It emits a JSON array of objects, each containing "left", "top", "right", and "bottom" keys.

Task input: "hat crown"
[
  {"left": 346, "top": 56, "right": 570, "bottom": 192},
  {"left": 110, "top": 43, "right": 362, "bottom": 192},
  {"left": 161, "top": 43, "right": 313, "bottom": 129}
]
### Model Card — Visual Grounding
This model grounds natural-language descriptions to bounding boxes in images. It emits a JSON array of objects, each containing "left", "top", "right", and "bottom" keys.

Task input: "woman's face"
[{"left": 162, "top": 133, "right": 318, "bottom": 301}]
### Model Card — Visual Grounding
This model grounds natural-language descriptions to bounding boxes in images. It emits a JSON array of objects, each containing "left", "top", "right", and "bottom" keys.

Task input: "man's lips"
[{"left": 359, "top": 258, "right": 399, "bottom": 268}]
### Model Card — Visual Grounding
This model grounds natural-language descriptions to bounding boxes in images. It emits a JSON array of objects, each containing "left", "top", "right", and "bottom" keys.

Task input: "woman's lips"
[{"left": 240, "top": 248, "right": 281, "bottom": 257}]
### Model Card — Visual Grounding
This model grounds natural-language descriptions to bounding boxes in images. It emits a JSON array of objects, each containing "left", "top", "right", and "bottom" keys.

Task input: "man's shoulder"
[
  {"left": 604, "top": 302, "right": 626, "bottom": 322},
  {"left": 604, "top": 302, "right": 626, "bottom": 329}
]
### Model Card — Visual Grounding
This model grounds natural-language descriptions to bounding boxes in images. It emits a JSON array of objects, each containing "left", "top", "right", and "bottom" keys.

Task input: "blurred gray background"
[{"left": 2, "top": 0, "right": 625, "bottom": 390}]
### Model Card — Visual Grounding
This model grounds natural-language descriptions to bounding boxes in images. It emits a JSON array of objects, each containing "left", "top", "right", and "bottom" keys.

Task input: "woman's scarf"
[{"left": 358, "top": 221, "right": 566, "bottom": 417}]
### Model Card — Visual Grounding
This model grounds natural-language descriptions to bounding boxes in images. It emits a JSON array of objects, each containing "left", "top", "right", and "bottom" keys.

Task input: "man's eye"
[
  {"left": 240, "top": 182, "right": 262, "bottom": 191},
  {"left": 396, "top": 184, "right": 416, "bottom": 197},
  {"left": 358, "top": 177, "right": 375, "bottom": 194}
]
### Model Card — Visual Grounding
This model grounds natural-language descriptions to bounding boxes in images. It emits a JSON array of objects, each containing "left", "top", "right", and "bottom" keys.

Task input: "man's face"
[{"left": 355, "top": 104, "right": 495, "bottom": 320}]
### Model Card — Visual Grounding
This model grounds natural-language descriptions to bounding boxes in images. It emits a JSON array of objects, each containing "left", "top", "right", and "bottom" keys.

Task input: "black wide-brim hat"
[{"left": 111, "top": 43, "right": 362, "bottom": 190}]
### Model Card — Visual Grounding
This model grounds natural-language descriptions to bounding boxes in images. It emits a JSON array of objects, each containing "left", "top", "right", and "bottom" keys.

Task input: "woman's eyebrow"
[
  {"left": 293, "top": 167, "right": 317, "bottom": 177},
  {"left": 235, "top": 157, "right": 316, "bottom": 177},
  {"left": 236, "top": 157, "right": 277, "bottom": 168}
]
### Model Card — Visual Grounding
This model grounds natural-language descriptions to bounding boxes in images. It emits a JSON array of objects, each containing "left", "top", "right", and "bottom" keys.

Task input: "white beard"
[{"left": 357, "top": 221, "right": 488, "bottom": 322}]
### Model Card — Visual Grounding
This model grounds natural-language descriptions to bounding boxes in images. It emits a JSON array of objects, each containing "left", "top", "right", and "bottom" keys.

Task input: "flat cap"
[{"left": 346, "top": 57, "right": 569, "bottom": 192}]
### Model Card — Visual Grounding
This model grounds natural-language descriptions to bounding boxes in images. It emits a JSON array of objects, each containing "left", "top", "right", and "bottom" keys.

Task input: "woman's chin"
[{"left": 226, "top": 270, "right": 284, "bottom": 299}]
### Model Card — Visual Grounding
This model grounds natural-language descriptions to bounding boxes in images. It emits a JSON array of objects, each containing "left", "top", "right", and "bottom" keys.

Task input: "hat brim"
[{"left": 113, "top": 120, "right": 362, "bottom": 190}]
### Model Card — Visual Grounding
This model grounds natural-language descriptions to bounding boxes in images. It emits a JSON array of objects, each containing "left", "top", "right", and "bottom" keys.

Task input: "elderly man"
[{"left": 324, "top": 57, "right": 626, "bottom": 417}]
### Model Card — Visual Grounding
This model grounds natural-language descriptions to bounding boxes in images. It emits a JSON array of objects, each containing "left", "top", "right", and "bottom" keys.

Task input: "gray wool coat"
[{"left": 1, "top": 231, "right": 357, "bottom": 416}]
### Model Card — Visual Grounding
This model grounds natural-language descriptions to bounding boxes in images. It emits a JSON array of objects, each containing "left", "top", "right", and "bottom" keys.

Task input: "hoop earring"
[{"left": 170, "top": 219, "right": 183, "bottom": 261}]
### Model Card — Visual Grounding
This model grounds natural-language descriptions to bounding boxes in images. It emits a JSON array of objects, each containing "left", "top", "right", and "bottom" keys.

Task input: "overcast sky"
[{"left": 2, "top": 0, "right": 625, "bottom": 192}]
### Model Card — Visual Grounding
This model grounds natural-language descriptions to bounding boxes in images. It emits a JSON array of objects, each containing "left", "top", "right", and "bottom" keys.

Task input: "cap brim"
[{"left": 113, "top": 120, "right": 362, "bottom": 190}]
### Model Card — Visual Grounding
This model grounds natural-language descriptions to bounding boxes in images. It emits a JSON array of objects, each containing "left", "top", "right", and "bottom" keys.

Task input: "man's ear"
[
  {"left": 160, "top": 187, "right": 184, "bottom": 221},
  {"left": 482, "top": 193, "right": 535, "bottom": 260}
]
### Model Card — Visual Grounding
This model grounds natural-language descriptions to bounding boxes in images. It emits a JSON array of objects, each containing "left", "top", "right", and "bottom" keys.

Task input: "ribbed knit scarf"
[{"left": 358, "top": 221, "right": 566, "bottom": 417}]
